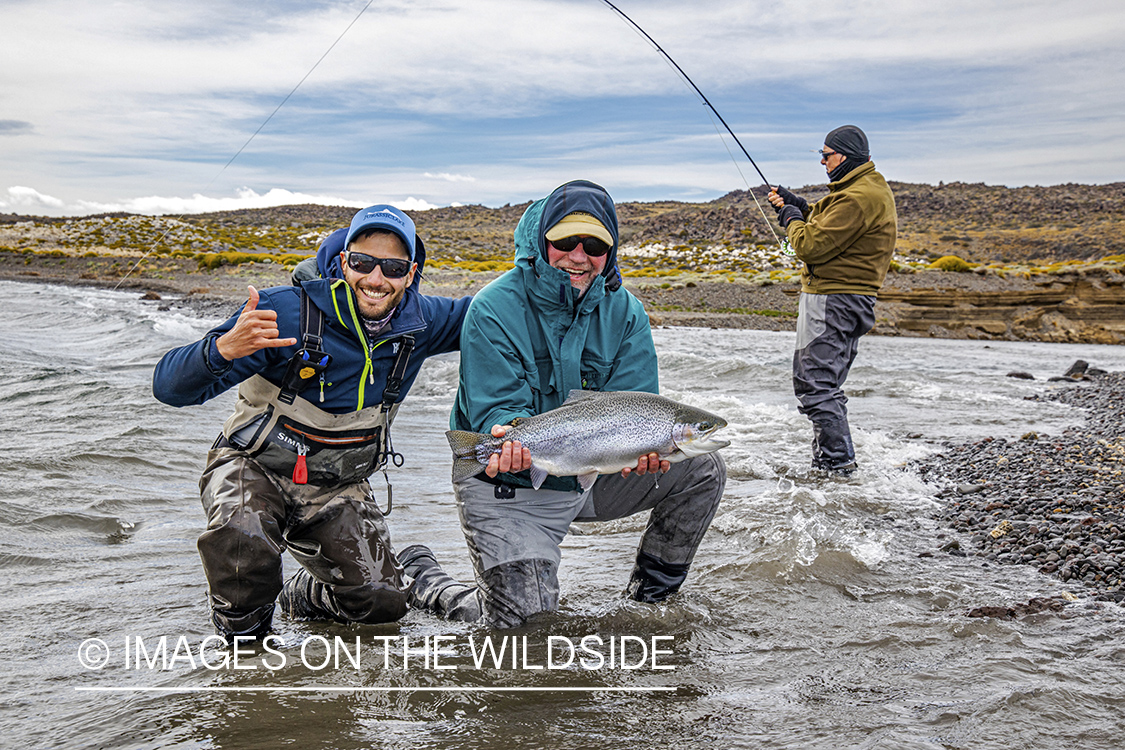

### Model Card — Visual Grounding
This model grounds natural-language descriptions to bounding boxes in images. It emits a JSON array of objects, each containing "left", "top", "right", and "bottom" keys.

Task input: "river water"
[{"left": 3, "top": 279, "right": 1124, "bottom": 750}]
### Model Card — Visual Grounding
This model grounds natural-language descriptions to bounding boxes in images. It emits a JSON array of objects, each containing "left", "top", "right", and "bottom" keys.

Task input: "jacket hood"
[{"left": 513, "top": 180, "right": 622, "bottom": 293}]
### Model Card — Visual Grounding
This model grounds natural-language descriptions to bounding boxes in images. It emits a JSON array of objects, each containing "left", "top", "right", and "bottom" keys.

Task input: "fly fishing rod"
[
  {"left": 598, "top": 0, "right": 774, "bottom": 190},
  {"left": 597, "top": 0, "right": 790, "bottom": 251}
]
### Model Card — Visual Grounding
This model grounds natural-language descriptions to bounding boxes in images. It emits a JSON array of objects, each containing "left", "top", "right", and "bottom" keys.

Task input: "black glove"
[
  {"left": 774, "top": 185, "right": 809, "bottom": 214},
  {"left": 777, "top": 205, "right": 804, "bottom": 229}
]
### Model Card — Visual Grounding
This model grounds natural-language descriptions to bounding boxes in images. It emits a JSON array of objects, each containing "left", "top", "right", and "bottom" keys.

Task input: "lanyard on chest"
[{"left": 275, "top": 289, "right": 416, "bottom": 512}]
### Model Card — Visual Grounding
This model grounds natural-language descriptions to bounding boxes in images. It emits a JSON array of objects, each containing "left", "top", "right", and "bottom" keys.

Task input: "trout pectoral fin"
[{"left": 529, "top": 464, "right": 549, "bottom": 490}]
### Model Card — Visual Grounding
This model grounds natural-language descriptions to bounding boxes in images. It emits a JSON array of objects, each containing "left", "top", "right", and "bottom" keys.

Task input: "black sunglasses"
[
  {"left": 548, "top": 235, "right": 611, "bottom": 257},
  {"left": 818, "top": 149, "right": 838, "bottom": 160},
  {"left": 346, "top": 251, "right": 412, "bottom": 278}
]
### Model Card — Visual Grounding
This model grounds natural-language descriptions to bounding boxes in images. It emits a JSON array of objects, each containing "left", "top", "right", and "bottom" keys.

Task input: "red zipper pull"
[{"left": 293, "top": 444, "right": 308, "bottom": 484}]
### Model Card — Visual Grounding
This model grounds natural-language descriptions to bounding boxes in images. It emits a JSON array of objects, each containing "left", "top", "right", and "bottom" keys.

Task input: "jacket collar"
[
  {"left": 828, "top": 160, "right": 876, "bottom": 191},
  {"left": 301, "top": 277, "right": 427, "bottom": 343}
]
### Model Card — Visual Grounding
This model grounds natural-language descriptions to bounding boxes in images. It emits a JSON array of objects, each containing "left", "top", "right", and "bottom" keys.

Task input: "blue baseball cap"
[{"left": 344, "top": 204, "right": 416, "bottom": 261}]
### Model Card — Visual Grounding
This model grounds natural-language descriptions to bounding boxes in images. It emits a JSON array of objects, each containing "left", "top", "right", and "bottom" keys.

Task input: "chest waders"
[
  {"left": 218, "top": 290, "right": 414, "bottom": 509},
  {"left": 199, "top": 292, "right": 416, "bottom": 639}
]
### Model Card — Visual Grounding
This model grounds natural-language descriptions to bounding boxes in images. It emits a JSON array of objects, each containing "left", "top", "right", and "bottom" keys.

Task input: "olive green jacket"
[{"left": 787, "top": 161, "right": 897, "bottom": 295}]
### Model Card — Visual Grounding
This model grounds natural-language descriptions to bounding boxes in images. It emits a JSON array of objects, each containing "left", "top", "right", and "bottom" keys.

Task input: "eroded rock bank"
[
  {"left": 2, "top": 249, "right": 1125, "bottom": 344},
  {"left": 872, "top": 270, "right": 1125, "bottom": 344},
  {"left": 916, "top": 369, "right": 1125, "bottom": 604}
]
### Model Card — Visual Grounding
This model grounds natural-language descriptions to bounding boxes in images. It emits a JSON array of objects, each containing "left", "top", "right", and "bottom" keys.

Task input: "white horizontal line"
[{"left": 76, "top": 686, "right": 677, "bottom": 693}]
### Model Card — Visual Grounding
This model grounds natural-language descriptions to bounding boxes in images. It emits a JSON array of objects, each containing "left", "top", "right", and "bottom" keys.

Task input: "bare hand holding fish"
[{"left": 448, "top": 390, "right": 730, "bottom": 491}]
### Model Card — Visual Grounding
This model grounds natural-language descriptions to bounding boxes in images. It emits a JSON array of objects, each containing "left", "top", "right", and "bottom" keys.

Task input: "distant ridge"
[{"left": 4, "top": 181, "right": 1124, "bottom": 264}]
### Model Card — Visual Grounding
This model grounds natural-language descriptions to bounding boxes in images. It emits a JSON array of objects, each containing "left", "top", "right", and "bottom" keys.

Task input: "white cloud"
[
  {"left": 2, "top": 186, "right": 437, "bottom": 217},
  {"left": 422, "top": 172, "right": 476, "bottom": 183},
  {"left": 73, "top": 187, "right": 366, "bottom": 215},
  {"left": 1, "top": 0, "right": 1123, "bottom": 213},
  {"left": 1, "top": 186, "right": 66, "bottom": 210}
]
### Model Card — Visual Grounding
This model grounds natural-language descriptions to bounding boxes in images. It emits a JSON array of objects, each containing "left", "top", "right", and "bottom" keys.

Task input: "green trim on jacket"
[{"left": 786, "top": 161, "right": 897, "bottom": 295}]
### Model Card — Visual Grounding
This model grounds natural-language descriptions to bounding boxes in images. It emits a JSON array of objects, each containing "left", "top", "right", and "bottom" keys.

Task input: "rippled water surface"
[{"left": 3, "top": 279, "right": 1125, "bottom": 750}]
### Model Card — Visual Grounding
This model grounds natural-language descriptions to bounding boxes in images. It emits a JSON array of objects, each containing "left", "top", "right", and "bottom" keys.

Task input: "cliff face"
[{"left": 873, "top": 272, "right": 1125, "bottom": 344}]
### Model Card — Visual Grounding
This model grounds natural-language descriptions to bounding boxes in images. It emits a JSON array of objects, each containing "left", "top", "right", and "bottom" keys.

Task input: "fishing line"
[
  {"left": 115, "top": 0, "right": 376, "bottom": 289},
  {"left": 703, "top": 109, "right": 784, "bottom": 249},
  {"left": 597, "top": 0, "right": 789, "bottom": 252}
]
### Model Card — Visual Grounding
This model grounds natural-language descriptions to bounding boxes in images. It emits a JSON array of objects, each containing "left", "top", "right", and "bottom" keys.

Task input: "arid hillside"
[
  {"left": 3, "top": 181, "right": 1123, "bottom": 271},
  {"left": 2, "top": 181, "right": 1124, "bottom": 344}
]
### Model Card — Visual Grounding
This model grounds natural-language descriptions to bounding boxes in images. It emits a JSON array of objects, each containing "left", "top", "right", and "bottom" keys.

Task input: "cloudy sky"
[{"left": 2, "top": 0, "right": 1122, "bottom": 216}]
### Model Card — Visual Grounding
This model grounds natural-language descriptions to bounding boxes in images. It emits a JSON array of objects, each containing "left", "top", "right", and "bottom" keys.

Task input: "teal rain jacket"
[{"left": 451, "top": 180, "right": 658, "bottom": 491}]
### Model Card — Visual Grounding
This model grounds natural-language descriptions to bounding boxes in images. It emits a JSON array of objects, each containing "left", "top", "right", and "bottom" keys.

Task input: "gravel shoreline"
[{"left": 916, "top": 370, "right": 1125, "bottom": 605}]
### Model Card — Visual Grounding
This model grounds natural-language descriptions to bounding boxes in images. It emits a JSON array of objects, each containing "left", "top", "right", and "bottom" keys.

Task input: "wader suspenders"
[
  {"left": 278, "top": 291, "right": 331, "bottom": 406},
  {"left": 274, "top": 290, "right": 416, "bottom": 512},
  {"left": 375, "top": 334, "right": 414, "bottom": 516}
]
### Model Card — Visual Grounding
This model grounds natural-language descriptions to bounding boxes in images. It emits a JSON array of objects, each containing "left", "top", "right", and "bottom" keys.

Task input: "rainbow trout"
[{"left": 447, "top": 390, "right": 729, "bottom": 491}]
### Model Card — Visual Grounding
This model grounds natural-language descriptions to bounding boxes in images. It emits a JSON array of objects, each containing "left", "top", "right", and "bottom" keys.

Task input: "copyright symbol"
[{"left": 78, "top": 638, "right": 111, "bottom": 670}]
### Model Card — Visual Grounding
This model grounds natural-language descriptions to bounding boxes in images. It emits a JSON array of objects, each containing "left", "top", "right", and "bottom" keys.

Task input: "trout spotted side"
[{"left": 446, "top": 390, "right": 729, "bottom": 491}]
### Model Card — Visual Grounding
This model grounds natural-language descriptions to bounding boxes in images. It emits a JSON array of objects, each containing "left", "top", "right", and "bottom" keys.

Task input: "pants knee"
[
  {"left": 693, "top": 452, "right": 727, "bottom": 510},
  {"left": 197, "top": 526, "right": 283, "bottom": 613},
  {"left": 333, "top": 584, "right": 409, "bottom": 624},
  {"left": 480, "top": 559, "right": 559, "bottom": 629}
]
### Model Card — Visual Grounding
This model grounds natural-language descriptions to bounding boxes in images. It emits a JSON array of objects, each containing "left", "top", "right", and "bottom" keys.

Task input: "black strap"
[
  {"left": 278, "top": 290, "right": 331, "bottom": 405},
  {"left": 377, "top": 333, "right": 414, "bottom": 469},
  {"left": 299, "top": 289, "right": 324, "bottom": 351},
  {"left": 380, "top": 334, "right": 415, "bottom": 411}
]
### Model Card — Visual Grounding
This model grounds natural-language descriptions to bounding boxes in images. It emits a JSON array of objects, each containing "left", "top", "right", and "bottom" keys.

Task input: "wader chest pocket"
[
  {"left": 222, "top": 374, "right": 396, "bottom": 486},
  {"left": 228, "top": 414, "right": 267, "bottom": 449}
]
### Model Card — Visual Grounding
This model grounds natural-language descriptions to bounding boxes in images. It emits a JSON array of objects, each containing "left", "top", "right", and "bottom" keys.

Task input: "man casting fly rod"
[{"left": 768, "top": 125, "right": 897, "bottom": 474}]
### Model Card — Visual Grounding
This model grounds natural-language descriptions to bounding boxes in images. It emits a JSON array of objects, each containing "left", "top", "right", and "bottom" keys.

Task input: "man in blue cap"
[
  {"left": 153, "top": 205, "right": 471, "bottom": 640},
  {"left": 768, "top": 125, "right": 897, "bottom": 474}
]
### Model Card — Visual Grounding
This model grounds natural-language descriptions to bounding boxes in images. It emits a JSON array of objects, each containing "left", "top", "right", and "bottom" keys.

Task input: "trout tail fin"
[{"left": 446, "top": 429, "right": 491, "bottom": 482}]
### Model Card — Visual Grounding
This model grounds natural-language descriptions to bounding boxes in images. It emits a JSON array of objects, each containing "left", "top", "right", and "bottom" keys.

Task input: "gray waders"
[
  {"left": 402, "top": 451, "right": 726, "bottom": 629},
  {"left": 793, "top": 292, "right": 876, "bottom": 471}
]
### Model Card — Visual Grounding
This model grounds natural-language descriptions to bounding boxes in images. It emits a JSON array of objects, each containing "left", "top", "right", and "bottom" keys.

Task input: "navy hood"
[
  {"left": 315, "top": 226, "right": 427, "bottom": 292},
  {"left": 521, "top": 179, "right": 621, "bottom": 292}
]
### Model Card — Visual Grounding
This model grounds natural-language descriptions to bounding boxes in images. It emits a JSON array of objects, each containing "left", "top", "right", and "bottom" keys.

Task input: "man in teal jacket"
[{"left": 400, "top": 180, "right": 727, "bottom": 628}]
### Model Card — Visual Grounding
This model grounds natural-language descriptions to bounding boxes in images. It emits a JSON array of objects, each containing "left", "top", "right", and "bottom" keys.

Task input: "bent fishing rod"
[
  {"left": 598, "top": 1, "right": 789, "bottom": 252},
  {"left": 598, "top": 0, "right": 774, "bottom": 190},
  {"left": 116, "top": 0, "right": 786, "bottom": 291}
]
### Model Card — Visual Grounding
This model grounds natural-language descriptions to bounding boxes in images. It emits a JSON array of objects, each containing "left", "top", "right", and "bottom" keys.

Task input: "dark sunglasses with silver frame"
[
  {"left": 345, "top": 251, "right": 412, "bottom": 278},
  {"left": 547, "top": 234, "right": 611, "bottom": 257}
]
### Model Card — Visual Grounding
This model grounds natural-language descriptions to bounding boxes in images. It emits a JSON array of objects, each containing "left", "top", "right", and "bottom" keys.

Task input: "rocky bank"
[
  {"left": 3, "top": 179, "right": 1125, "bottom": 343},
  {"left": 917, "top": 367, "right": 1125, "bottom": 605}
]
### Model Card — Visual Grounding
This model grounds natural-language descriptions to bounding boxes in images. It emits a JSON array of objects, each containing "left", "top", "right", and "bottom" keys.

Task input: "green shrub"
[
  {"left": 276, "top": 253, "right": 312, "bottom": 267},
  {"left": 196, "top": 251, "right": 261, "bottom": 270},
  {"left": 929, "top": 255, "right": 972, "bottom": 272}
]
